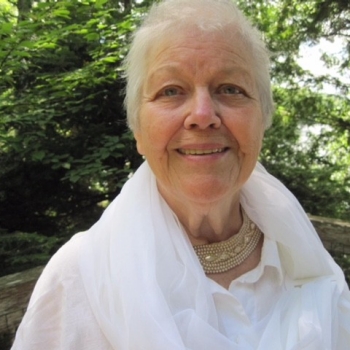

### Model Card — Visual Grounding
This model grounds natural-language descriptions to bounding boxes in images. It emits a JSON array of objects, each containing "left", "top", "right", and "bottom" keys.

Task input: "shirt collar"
[{"left": 234, "top": 236, "right": 284, "bottom": 286}]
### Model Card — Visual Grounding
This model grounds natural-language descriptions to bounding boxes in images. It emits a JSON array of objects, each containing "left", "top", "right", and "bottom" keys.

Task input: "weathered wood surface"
[
  {"left": 0, "top": 266, "right": 43, "bottom": 336},
  {"left": 309, "top": 215, "right": 350, "bottom": 254}
]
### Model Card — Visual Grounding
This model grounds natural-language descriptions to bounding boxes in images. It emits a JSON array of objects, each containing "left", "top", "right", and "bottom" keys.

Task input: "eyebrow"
[{"left": 147, "top": 64, "right": 254, "bottom": 83}]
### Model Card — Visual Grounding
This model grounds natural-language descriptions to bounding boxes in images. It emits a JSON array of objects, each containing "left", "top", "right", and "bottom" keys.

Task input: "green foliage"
[
  {"left": 260, "top": 86, "right": 350, "bottom": 220},
  {"left": 237, "top": 0, "right": 350, "bottom": 220},
  {"left": 0, "top": 0, "right": 144, "bottom": 236},
  {"left": 0, "top": 229, "right": 63, "bottom": 276}
]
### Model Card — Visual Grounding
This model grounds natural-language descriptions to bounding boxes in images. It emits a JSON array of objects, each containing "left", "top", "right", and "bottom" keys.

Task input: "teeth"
[{"left": 180, "top": 148, "right": 225, "bottom": 155}]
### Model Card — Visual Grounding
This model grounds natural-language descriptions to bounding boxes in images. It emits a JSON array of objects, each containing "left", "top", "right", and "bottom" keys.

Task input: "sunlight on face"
[{"left": 134, "top": 30, "right": 264, "bottom": 207}]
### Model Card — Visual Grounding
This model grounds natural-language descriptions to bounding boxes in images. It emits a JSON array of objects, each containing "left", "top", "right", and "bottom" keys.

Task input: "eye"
[
  {"left": 161, "top": 87, "right": 181, "bottom": 96},
  {"left": 152, "top": 84, "right": 185, "bottom": 103},
  {"left": 218, "top": 85, "right": 244, "bottom": 95}
]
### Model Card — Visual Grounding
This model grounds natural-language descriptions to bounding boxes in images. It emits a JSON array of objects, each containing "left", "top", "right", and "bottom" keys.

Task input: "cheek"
[
  {"left": 141, "top": 109, "right": 183, "bottom": 149},
  {"left": 232, "top": 120, "right": 264, "bottom": 155},
  {"left": 245, "top": 129, "right": 263, "bottom": 155},
  {"left": 135, "top": 121, "right": 170, "bottom": 157}
]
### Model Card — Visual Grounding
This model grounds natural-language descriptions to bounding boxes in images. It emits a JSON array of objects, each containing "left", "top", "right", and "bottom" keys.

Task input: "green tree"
[
  {"left": 237, "top": 0, "right": 350, "bottom": 220},
  {"left": 0, "top": 0, "right": 146, "bottom": 274}
]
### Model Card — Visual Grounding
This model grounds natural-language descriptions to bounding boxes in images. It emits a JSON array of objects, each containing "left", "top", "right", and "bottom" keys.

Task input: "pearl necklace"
[{"left": 193, "top": 209, "right": 262, "bottom": 274}]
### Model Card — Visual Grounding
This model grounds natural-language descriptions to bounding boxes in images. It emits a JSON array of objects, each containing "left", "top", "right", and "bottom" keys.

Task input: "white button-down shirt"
[{"left": 209, "top": 237, "right": 292, "bottom": 346}]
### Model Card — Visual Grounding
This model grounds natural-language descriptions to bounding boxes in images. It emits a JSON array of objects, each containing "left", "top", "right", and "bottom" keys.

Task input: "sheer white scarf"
[{"left": 79, "top": 161, "right": 350, "bottom": 349}]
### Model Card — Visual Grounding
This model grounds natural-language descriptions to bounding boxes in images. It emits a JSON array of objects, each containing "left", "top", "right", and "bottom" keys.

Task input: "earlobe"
[
  {"left": 134, "top": 132, "right": 145, "bottom": 155},
  {"left": 136, "top": 142, "right": 145, "bottom": 156}
]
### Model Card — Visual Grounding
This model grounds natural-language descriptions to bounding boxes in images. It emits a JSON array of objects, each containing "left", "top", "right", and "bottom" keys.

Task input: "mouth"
[{"left": 177, "top": 147, "right": 228, "bottom": 155}]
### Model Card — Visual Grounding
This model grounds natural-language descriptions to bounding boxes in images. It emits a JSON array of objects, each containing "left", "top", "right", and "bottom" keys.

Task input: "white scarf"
[{"left": 79, "top": 161, "right": 350, "bottom": 349}]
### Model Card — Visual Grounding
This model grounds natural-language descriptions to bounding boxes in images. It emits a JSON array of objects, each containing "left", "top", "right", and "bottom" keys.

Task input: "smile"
[{"left": 178, "top": 148, "right": 227, "bottom": 155}]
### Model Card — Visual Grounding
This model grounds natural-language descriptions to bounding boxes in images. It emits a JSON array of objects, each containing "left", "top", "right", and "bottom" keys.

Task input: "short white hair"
[{"left": 124, "top": 0, "right": 274, "bottom": 131}]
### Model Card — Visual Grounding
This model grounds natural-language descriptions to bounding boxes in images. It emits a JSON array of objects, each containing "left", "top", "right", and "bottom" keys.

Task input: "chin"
[{"left": 181, "top": 181, "right": 239, "bottom": 204}]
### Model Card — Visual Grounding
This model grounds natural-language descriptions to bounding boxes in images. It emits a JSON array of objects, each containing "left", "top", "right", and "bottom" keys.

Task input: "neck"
[{"left": 158, "top": 183, "right": 243, "bottom": 245}]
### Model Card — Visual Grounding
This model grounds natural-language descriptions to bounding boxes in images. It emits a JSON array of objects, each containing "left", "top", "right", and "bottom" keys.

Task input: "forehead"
[{"left": 145, "top": 28, "right": 254, "bottom": 79}]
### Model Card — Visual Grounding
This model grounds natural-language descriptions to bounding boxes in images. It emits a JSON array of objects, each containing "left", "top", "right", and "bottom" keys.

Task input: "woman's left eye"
[{"left": 218, "top": 85, "right": 243, "bottom": 95}]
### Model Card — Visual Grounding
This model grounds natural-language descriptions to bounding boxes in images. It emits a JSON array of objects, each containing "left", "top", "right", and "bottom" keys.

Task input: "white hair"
[{"left": 124, "top": 0, "right": 274, "bottom": 131}]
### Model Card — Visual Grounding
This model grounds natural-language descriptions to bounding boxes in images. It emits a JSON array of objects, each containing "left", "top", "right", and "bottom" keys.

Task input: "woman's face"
[{"left": 134, "top": 30, "right": 265, "bottom": 206}]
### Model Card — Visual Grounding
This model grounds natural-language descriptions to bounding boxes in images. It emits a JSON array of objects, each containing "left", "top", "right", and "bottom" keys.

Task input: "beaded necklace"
[{"left": 193, "top": 209, "right": 262, "bottom": 274}]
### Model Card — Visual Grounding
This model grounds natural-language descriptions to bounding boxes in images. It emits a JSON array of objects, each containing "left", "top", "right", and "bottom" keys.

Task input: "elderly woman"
[{"left": 11, "top": 0, "right": 350, "bottom": 349}]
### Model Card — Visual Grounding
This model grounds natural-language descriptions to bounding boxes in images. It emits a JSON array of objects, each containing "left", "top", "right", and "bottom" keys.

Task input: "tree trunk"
[{"left": 17, "top": 0, "right": 32, "bottom": 21}]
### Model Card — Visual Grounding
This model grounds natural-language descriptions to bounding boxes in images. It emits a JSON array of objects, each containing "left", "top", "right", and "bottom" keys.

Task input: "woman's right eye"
[{"left": 162, "top": 87, "right": 179, "bottom": 96}]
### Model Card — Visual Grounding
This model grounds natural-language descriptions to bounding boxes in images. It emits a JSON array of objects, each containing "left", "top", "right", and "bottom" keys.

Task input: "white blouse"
[{"left": 13, "top": 234, "right": 290, "bottom": 349}]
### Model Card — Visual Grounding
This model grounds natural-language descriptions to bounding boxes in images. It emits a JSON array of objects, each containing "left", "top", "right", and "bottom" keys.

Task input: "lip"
[
  {"left": 177, "top": 147, "right": 228, "bottom": 155},
  {"left": 176, "top": 143, "right": 229, "bottom": 156}
]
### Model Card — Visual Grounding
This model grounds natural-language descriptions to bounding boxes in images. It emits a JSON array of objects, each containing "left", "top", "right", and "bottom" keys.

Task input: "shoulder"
[
  {"left": 42, "top": 232, "right": 85, "bottom": 277},
  {"left": 12, "top": 232, "right": 112, "bottom": 349},
  {"left": 23, "top": 231, "right": 88, "bottom": 315},
  {"left": 29, "top": 232, "right": 86, "bottom": 303}
]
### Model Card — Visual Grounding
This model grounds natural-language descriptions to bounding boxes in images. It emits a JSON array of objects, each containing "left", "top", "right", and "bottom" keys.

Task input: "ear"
[{"left": 134, "top": 131, "right": 145, "bottom": 156}]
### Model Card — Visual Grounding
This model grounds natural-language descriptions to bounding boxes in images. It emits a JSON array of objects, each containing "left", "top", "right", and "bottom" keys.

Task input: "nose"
[{"left": 184, "top": 89, "right": 221, "bottom": 129}]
